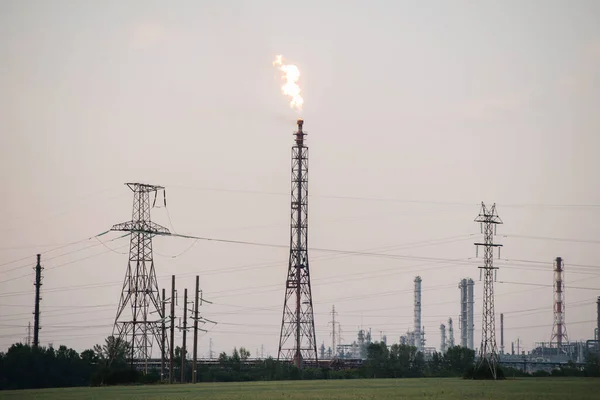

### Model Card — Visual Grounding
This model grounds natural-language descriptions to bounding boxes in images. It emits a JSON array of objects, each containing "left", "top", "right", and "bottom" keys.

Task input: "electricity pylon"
[{"left": 112, "top": 183, "right": 170, "bottom": 371}]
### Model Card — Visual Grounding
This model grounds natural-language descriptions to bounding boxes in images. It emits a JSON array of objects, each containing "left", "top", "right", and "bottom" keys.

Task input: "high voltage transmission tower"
[
  {"left": 328, "top": 305, "right": 338, "bottom": 358},
  {"left": 474, "top": 202, "right": 503, "bottom": 379},
  {"left": 278, "top": 119, "right": 318, "bottom": 368},
  {"left": 111, "top": 183, "right": 170, "bottom": 371}
]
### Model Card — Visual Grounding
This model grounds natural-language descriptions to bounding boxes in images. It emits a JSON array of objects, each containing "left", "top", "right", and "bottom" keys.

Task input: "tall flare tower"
[
  {"left": 278, "top": 119, "right": 318, "bottom": 367},
  {"left": 112, "top": 183, "right": 170, "bottom": 370}
]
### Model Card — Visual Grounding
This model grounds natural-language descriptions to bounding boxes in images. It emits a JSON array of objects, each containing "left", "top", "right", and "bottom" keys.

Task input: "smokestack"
[
  {"left": 440, "top": 324, "right": 447, "bottom": 353},
  {"left": 448, "top": 318, "right": 455, "bottom": 348},
  {"left": 500, "top": 313, "right": 504, "bottom": 355},
  {"left": 597, "top": 296, "right": 600, "bottom": 341},
  {"left": 459, "top": 279, "right": 467, "bottom": 348},
  {"left": 551, "top": 257, "right": 568, "bottom": 347},
  {"left": 295, "top": 118, "right": 305, "bottom": 146},
  {"left": 467, "top": 278, "right": 474, "bottom": 350},
  {"left": 414, "top": 276, "right": 422, "bottom": 353}
]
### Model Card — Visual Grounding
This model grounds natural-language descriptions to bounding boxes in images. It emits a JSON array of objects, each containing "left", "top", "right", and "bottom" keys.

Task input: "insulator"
[
  {"left": 498, "top": 247, "right": 501, "bottom": 259},
  {"left": 152, "top": 191, "right": 157, "bottom": 208},
  {"left": 479, "top": 269, "right": 482, "bottom": 280},
  {"left": 164, "top": 189, "right": 167, "bottom": 207},
  {"left": 480, "top": 223, "right": 483, "bottom": 233},
  {"left": 476, "top": 246, "right": 478, "bottom": 257},
  {"left": 495, "top": 270, "right": 497, "bottom": 281}
]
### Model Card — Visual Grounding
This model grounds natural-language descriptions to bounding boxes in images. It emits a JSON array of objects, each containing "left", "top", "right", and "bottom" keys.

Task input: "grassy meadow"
[{"left": 1, "top": 378, "right": 599, "bottom": 400}]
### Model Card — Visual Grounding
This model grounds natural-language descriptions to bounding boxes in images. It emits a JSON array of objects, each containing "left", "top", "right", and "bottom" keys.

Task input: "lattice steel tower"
[
  {"left": 550, "top": 257, "right": 569, "bottom": 349},
  {"left": 474, "top": 202, "right": 503, "bottom": 379},
  {"left": 112, "top": 183, "right": 170, "bottom": 370},
  {"left": 278, "top": 119, "right": 318, "bottom": 368}
]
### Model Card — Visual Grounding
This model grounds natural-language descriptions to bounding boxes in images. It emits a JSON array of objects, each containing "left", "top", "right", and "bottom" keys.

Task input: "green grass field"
[{"left": 2, "top": 378, "right": 599, "bottom": 399}]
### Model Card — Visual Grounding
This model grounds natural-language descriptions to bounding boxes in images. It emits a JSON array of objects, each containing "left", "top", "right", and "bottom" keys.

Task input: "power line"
[
  {"left": 172, "top": 185, "right": 600, "bottom": 209},
  {"left": 156, "top": 231, "right": 600, "bottom": 275},
  {"left": 502, "top": 234, "right": 600, "bottom": 244},
  {"left": 0, "top": 231, "right": 123, "bottom": 274},
  {"left": 0, "top": 237, "right": 130, "bottom": 285}
]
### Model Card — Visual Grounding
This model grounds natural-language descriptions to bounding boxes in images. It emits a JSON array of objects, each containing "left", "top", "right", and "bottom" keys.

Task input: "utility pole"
[
  {"left": 278, "top": 119, "right": 318, "bottom": 368},
  {"left": 33, "top": 254, "right": 43, "bottom": 348},
  {"left": 169, "top": 275, "right": 175, "bottom": 383},
  {"left": 474, "top": 202, "right": 503, "bottom": 379},
  {"left": 209, "top": 338, "right": 213, "bottom": 359},
  {"left": 181, "top": 288, "right": 188, "bottom": 383},
  {"left": 111, "top": 183, "right": 169, "bottom": 370},
  {"left": 192, "top": 276, "right": 199, "bottom": 384},
  {"left": 161, "top": 288, "right": 166, "bottom": 382}
]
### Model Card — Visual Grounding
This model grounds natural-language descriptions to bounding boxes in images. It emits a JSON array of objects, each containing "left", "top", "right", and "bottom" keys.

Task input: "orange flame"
[{"left": 273, "top": 54, "right": 304, "bottom": 112}]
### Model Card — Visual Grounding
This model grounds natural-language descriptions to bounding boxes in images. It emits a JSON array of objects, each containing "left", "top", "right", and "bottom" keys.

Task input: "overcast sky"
[{"left": 1, "top": 0, "right": 599, "bottom": 358}]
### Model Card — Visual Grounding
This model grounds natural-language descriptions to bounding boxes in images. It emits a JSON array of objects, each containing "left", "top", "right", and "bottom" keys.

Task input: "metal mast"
[
  {"left": 278, "top": 118, "right": 318, "bottom": 368},
  {"left": 550, "top": 257, "right": 568, "bottom": 350},
  {"left": 111, "top": 183, "right": 170, "bottom": 370},
  {"left": 474, "top": 202, "right": 503, "bottom": 379}
]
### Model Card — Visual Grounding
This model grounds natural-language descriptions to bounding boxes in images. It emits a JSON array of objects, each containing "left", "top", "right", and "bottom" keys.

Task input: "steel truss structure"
[
  {"left": 474, "top": 202, "right": 503, "bottom": 379},
  {"left": 112, "top": 183, "right": 170, "bottom": 371},
  {"left": 278, "top": 119, "right": 318, "bottom": 367}
]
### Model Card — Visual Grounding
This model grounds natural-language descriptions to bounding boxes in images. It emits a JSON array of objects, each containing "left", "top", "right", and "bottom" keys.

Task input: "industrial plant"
[{"left": 8, "top": 115, "right": 600, "bottom": 385}]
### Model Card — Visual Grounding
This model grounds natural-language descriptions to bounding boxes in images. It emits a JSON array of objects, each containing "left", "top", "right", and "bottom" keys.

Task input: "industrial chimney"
[{"left": 414, "top": 276, "right": 422, "bottom": 353}]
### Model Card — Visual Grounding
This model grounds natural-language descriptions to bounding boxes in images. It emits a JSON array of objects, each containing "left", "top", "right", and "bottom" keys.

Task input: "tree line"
[{"left": 1, "top": 338, "right": 599, "bottom": 390}]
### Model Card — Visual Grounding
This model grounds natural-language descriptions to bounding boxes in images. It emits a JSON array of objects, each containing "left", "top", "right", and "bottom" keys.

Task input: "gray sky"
[{"left": 1, "top": 0, "right": 599, "bottom": 358}]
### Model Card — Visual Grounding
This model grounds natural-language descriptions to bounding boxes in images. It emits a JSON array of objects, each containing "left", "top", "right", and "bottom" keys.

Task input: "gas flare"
[{"left": 273, "top": 54, "right": 304, "bottom": 112}]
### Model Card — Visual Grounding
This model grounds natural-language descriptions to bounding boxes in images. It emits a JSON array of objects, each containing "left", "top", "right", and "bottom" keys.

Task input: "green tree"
[
  {"left": 239, "top": 347, "right": 251, "bottom": 361},
  {"left": 388, "top": 344, "right": 423, "bottom": 378},
  {"left": 585, "top": 352, "right": 600, "bottom": 377},
  {"left": 91, "top": 336, "right": 135, "bottom": 385},
  {"left": 426, "top": 351, "right": 444, "bottom": 376},
  {"left": 444, "top": 346, "right": 475, "bottom": 376},
  {"left": 365, "top": 342, "right": 390, "bottom": 378},
  {"left": 93, "top": 336, "right": 130, "bottom": 365}
]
